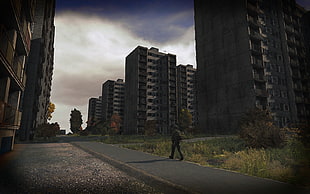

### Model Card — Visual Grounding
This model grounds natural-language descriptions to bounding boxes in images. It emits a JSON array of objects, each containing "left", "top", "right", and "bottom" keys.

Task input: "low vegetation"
[{"left": 122, "top": 136, "right": 309, "bottom": 187}]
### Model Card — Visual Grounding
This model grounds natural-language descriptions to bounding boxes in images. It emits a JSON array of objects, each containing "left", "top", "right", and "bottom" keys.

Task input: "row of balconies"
[
  {"left": 0, "top": 25, "right": 16, "bottom": 65},
  {"left": 0, "top": 101, "right": 21, "bottom": 128}
]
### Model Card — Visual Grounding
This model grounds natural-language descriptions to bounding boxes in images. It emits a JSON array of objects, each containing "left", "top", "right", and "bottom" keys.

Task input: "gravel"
[{"left": 0, "top": 143, "right": 162, "bottom": 194}]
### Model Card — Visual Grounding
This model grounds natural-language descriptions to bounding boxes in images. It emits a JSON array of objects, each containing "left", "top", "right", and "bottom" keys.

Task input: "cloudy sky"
[
  {"left": 50, "top": 0, "right": 195, "bottom": 131},
  {"left": 50, "top": 0, "right": 310, "bottom": 132}
]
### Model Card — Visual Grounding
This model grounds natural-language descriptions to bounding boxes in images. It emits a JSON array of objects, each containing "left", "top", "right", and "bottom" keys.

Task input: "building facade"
[
  {"left": 124, "top": 46, "right": 177, "bottom": 134},
  {"left": 19, "top": 0, "right": 55, "bottom": 141},
  {"left": 177, "top": 64, "right": 197, "bottom": 126},
  {"left": 102, "top": 79, "right": 125, "bottom": 126},
  {"left": 194, "top": 0, "right": 310, "bottom": 134},
  {"left": 0, "top": 0, "right": 35, "bottom": 153},
  {"left": 87, "top": 96, "right": 102, "bottom": 127}
]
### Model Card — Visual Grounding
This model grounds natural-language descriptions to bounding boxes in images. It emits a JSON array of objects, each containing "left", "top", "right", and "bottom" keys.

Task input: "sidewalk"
[{"left": 72, "top": 141, "right": 306, "bottom": 194}]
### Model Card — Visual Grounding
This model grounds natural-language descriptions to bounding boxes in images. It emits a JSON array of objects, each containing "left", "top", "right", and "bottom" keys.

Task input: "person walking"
[{"left": 169, "top": 124, "right": 184, "bottom": 161}]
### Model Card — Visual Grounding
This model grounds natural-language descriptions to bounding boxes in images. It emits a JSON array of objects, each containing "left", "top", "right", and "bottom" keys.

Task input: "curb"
[{"left": 71, "top": 142, "right": 198, "bottom": 194}]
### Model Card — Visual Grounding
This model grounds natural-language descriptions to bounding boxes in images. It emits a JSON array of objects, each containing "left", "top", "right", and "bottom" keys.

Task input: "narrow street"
[{"left": 0, "top": 143, "right": 161, "bottom": 194}]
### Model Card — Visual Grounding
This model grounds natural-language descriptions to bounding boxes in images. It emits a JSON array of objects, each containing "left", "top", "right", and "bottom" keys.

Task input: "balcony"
[
  {"left": 287, "top": 38, "right": 296, "bottom": 47},
  {"left": 24, "top": 0, "right": 36, "bottom": 22},
  {"left": 288, "top": 47, "right": 297, "bottom": 57},
  {"left": 295, "top": 97, "right": 304, "bottom": 104},
  {"left": 138, "top": 76, "right": 147, "bottom": 83},
  {"left": 293, "top": 84, "right": 303, "bottom": 91},
  {"left": 0, "top": 25, "right": 15, "bottom": 65},
  {"left": 255, "top": 89, "right": 268, "bottom": 97},
  {"left": 138, "top": 85, "right": 146, "bottom": 90},
  {"left": 251, "top": 60, "right": 263, "bottom": 69},
  {"left": 253, "top": 73, "right": 266, "bottom": 82},
  {"left": 290, "top": 59, "right": 299, "bottom": 67},
  {"left": 250, "top": 44, "right": 262, "bottom": 55},
  {"left": 0, "top": 101, "right": 19, "bottom": 128},
  {"left": 292, "top": 71, "right": 301, "bottom": 79},
  {"left": 139, "top": 55, "right": 147, "bottom": 62},
  {"left": 285, "top": 24, "right": 294, "bottom": 33},
  {"left": 139, "top": 70, "right": 147, "bottom": 76},
  {"left": 12, "top": 55, "right": 25, "bottom": 79},
  {"left": 284, "top": 14, "right": 291, "bottom": 24},
  {"left": 137, "top": 105, "right": 146, "bottom": 111},
  {"left": 11, "top": 0, "right": 22, "bottom": 19},
  {"left": 248, "top": 16, "right": 259, "bottom": 29},
  {"left": 249, "top": 30, "right": 263, "bottom": 41},
  {"left": 247, "top": 3, "right": 260, "bottom": 16}
]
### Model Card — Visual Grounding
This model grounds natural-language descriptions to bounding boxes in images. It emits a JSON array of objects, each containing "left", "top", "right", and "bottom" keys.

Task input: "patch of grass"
[
  {"left": 100, "top": 135, "right": 170, "bottom": 144},
  {"left": 122, "top": 137, "right": 310, "bottom": 187}
]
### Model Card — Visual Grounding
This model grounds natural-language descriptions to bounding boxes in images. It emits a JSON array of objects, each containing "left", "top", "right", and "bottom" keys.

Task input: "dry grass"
[{"left": 123, "top": 137, "right": 309, "bottom": 187}]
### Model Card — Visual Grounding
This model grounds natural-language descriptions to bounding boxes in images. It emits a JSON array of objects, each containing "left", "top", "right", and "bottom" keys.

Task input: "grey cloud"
[{"left": 51, "top": 11, "right": 195, "bottom": 130}]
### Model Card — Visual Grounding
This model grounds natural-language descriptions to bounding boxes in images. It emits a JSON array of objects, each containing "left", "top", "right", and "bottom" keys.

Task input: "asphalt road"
[
  {"left": 0, "top": 143, "right": 161, "bottom": 194},
  {"left": 0, "top": 137, "right": 308, "bottom": 194}
]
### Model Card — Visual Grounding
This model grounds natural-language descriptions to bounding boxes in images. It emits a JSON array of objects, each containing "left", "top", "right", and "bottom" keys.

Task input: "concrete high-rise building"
[
  {"left": 194, "top": 0, "right": 310, "bottom": 134},
  {"left": 19, "top": 0, "right": 55, "bottom": 141},
  {"left": 124, "top": 46, "right": 177, "bottom": 134},
  {"left": 177, "top": 64, "right": 197, "bottom": 126},
  {"left": 102, "top": 79, "right": 125, "bottom": 128},
  {"left": 87, "top": 96, "right": 102, "bottom": 127},
  {"left": 0, "top": 0, "right": 36, "bottom": 153}
]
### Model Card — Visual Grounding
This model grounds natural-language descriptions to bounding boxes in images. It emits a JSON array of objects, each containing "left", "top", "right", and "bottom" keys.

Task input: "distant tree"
[
  {"left": 110, "top": 114, "right": 122, "bottom": 134},
  {"left": 144, "top": 120, "right": 157, "bottom": 136},
  {"left": 239, "top": 108, "right": 284, "bottom": 148},
  {"left": 47, "top": 102, "right": 55, "bottom": 120},
  {"left": 70, "top": 108, "right": 83, "bottom": 134},
  {"left": 179, "top": 109, "right": 193, "bottom": 133}
]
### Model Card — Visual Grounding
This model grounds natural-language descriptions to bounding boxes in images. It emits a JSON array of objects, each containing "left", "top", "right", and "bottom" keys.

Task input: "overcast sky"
[
  {"left": 50, "top": 0, "right": 310, "bottom": 132},
  {"left": 50, "top": 0, "right": 195, "bottom": 131}
]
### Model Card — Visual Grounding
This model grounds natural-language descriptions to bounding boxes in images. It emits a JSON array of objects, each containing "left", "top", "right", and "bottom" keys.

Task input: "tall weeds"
[{"left": 122, "top": 137, "right": 309, "bottom": 186}]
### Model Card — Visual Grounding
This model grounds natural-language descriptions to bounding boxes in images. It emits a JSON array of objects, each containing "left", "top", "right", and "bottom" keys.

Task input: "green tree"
[
  {"left": 70, "top": 108, "right": 83, "bottom": 134},
  {"left": 239, "top": 108, "right": 284, "bottom": 148},
  {"left": 179, "top": 109, "right": 193, "bottom": 133}
]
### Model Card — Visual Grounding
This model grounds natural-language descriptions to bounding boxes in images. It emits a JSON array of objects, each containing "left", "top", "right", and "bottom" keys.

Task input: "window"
[
  {"left": 280, "top": 91, "right": 287, "bottom": 98},
  {"left": 284, "top": 104, "right": 289, "bottom": 111}
]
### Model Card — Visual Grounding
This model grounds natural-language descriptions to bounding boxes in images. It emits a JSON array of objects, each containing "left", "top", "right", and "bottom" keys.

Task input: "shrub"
[
  {"left": 79, "top": 129, "right": 89, "bottom": 136},
  {"left": 35, "top": 123, "right": 60, "bottom": 139},
  {"left": 239, "top": 108, "right": 284, "bottom": 148},
  {"left": 144, "top": 120, "right": 157, "bottom": 136}
]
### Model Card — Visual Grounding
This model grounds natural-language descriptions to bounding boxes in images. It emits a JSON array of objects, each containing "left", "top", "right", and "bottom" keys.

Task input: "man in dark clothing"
[{"left": 169, "top": 124, "right": 184, "bottom": 160}]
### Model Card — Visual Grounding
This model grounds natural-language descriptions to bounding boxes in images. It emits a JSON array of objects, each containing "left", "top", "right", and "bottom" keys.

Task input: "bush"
[
  {"left": 239, "top": 108, "right": 284, "bottom": 148},
  {"left": 79, "top": 130, "right": 89, "bottom": 136},
  {"left": 144, "top": 120, "right": 157, "bottom": 136},
  {"left": 35, "top": 123, "right": 60, "bottom": 139}
]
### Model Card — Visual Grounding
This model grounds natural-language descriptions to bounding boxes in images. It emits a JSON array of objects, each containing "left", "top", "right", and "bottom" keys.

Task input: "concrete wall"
[{"left": 195, "top": 0, "right": 255, "bottom": 134}]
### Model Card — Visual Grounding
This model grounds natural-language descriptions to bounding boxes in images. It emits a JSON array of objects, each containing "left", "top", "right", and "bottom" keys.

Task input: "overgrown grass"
[
  {"left": 122, "top": 137, "right": 310, "bottom": 187},
  {"left": 100, "top": 135, "right": 171, "bottom": 144},
  {"left": 99, "top": 133, "right": 208, "bottom": 144}
]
